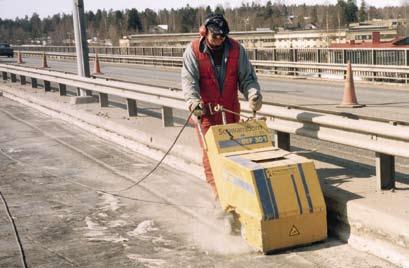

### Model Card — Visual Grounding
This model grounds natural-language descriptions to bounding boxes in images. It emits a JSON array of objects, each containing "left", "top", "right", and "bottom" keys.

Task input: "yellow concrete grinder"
[{"left": 204, "top": 118, "right": 327, "bottom": 253}]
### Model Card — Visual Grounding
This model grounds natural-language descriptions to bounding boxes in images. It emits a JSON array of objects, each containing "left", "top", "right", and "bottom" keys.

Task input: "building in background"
[{"left": 118, "top": 19, "right": 400, "bottom": 49}]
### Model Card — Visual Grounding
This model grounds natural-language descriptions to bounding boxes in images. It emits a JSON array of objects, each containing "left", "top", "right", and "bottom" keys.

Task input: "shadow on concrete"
[
  {"left": 293, "top": 111, "right": 409, "bottom": 183},
  {"left": 365, "top": 101, "right": 409, "bottom": 107},
  {"left": 262, "top": 89, "right": 303, "bottom": 93},
  {"left": 295, "top": 103, "right": 339, "bottom": 107},
  {"left": 107, "top": 100, "right": 190, "bottom": 126}
]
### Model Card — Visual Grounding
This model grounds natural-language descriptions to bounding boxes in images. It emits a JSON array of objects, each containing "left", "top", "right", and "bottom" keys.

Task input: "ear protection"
[
  {"left": 199, "top": 15, "right": 214, "bottom": 37},
  {"left": 199, "top": 25, "right": 207, "bottom": 37}
]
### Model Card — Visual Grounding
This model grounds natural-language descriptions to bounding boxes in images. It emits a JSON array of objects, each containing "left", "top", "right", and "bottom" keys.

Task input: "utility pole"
[{"left": 73, "top": 0, "right": 91, "bottom": 96}]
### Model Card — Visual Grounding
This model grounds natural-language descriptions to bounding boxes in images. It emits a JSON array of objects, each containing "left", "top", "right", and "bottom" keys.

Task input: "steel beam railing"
[
  {"left": 14, "top": 50, "right": 409, "bottom": 84},
  {"left": 1, "top": 63, "right": 408, "bottom": 190}
]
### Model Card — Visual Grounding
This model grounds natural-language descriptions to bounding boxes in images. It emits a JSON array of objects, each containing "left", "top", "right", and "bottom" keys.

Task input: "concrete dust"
[
  {"left": 188, "top": 218, "right": 254, "bottom": 255},
  {"left": 84, "top": 216, "right": 128, "bottom": 243},
  {"left": 100, "top": 192, "right": 122, "bottom": 211},
  {"left": 108, "top": 220, "right": 128, "bottom": 227},
  {"left": 85, "top": 216, "right": 107, "bottom": 235},
  {"left": 5, "top": 148, "right": 22, "bottom": 153},
  {"left": 126, "top": 255, "right": 167, "bottom": 267},
  {"left": 151, "top": 236, "right": 173, "bottom": 246},
  {"left": 127, "top": 220, "right": 158, "bottom": 236},
  {"left": 97, "top": 212, "right": 108, "bottom": 218}
]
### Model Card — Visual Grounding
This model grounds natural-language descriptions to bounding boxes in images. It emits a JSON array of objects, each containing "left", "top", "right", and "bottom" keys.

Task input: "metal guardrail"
[
  {"left": 13, "top": 45, "right": 409, "bottom": 66},
  {"left": 0, "top": 63, "right": 407, "bottom": 190},
  {"left": 17, "top": 50, "right": 409, "bottom": 84}
]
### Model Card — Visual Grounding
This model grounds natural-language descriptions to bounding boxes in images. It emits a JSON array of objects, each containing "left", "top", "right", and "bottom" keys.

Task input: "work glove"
[
  {"left": 248, "top": 94, "right": 263, "bottom": 112},
  {"left": 189, "top": 100, "right": 204, "bottom": 117}
]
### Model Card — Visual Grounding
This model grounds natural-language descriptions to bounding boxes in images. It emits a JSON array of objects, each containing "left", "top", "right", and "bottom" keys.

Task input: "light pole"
[{"left": 73, "top": 0, "right": 91, "bottom": 96}]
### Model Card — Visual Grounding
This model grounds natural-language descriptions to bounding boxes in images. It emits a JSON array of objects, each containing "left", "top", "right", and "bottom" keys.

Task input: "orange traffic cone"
[
  {"left": 41, "top": 52, "right": 49, "bottom": 68},
  {"left": 17, "top": 51, "right": 24, "bottom": 64},
  {"left": 337, "top": 61, "right": 365, "bottom": 108},
  {"left": 93, "top": 52, "right": 102, "bottom": 75}
]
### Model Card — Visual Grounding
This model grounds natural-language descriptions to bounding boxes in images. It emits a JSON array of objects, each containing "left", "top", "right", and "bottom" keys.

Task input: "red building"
[{"left": 330, "top": 32, "right": 409, "bottom": 49}]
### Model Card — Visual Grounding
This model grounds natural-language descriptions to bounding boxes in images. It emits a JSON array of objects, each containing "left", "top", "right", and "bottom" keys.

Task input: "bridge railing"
[
  {"left": 0, "top": 63, "right": 408, "bottom": 191},
  {"left": 15, "top": 50, "right": 409, "bottom": 84},
  {"left": 12, "top": 45, "right": 409, "bottom": 66}
]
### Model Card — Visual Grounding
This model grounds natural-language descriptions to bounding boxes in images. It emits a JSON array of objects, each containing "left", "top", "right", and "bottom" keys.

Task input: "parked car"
[{"left": 0, "top": 43, "right": 13, "bottom": 57}]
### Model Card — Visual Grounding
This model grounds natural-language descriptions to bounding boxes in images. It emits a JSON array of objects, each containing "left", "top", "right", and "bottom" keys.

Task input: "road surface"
[{"left": 0, "top": 94, "right": 397, "bottom": 267}]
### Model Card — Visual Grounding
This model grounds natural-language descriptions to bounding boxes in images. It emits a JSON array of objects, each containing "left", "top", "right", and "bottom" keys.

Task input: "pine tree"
[
  {"left": 359, "top": 0, "right": 367, "bottom": 22},
  {"left": 345, "top": 0, "right": 358, "bottom": 24}
]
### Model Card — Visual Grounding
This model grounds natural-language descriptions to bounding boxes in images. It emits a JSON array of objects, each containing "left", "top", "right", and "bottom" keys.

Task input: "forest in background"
[{"left": 0, "top": 0, "right": 408, "bottom": 45}]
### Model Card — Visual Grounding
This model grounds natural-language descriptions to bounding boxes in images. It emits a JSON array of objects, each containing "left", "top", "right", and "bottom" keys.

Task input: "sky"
[{"left": 0, "top": 0, "right": 399, "bottom": 20}]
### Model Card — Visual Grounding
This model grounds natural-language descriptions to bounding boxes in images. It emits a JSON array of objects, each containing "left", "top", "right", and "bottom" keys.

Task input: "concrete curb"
[
  {"left": 69, "top": 95, "right": 99, "bottom": 104},
  {"left": 1, "top": 85, "right": 408, "bottom": 266},
  {"left": 326, "top": 195, "right": 409, "bottom": 267}
]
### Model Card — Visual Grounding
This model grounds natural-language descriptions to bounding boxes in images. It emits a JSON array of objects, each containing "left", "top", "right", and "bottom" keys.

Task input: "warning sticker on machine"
[{"left": 289, "top": 225, "right": 300, "bottom": 236}]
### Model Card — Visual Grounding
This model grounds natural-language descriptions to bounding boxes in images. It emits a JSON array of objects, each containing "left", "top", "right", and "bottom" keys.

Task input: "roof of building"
[{"left": 330, "top": 36, "right": 409, "bottom": 48}]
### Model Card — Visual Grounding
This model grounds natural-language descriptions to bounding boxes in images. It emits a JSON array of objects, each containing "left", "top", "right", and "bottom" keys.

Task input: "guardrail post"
[
  {"left": 254, "top": 49, "right": 258, "bottom": 60},
  {"left": 406, "top": 49, "right": 409, "bottom": 66},
  {"left": 10, "top": 73, "right": 17, "bottom": 83},
  {"left": 317, "top": 49, "right": 322, "bottom": 78},
  {"left": 293, "top": 49, "right": 298, "bottom": 76},
  {"left": 406, "top": 49, "right": 409, "bottom": 83},
  {"left": 372, "top": 49, "right": 377, "bottom": 65},
  {"left": 272, "top": 49, "right": 277, "bottom": 75},
  {"left": 44, "top": 81, "right": 51, "bottom": 92},
  {"left": 31, "top": 78, "right": 38, "bottom": 88},
  {"left": 2, "top": 72, "right": 7, "bottom": 81},
  {"left": 372, "top": 50, "right": 377, "bottom": 81},
  {"left": 343, "top": 49, "right": 347, "bottom": 64},
  {"left": 126, "top": 98, "right": 137, "bottom": 116},
  {"left": 274, "top": 131, "right": 290, "bottom": 151},
  {"left": 20, "top": 75, "right": 26, "bottom": 85},
  {"left": 162, "top": 106, "right": 174, "bottom": 127},
  {"left": 58, "top": 83, "right": 67, "bottom": 96},
  {"left": 290, "top": 48, "right": 294, "bottom": 62},
  {"left": 375, "top": 152, "right": 395, "bottom": 190},
  {"left": 99, "top": 93, "right": 109, "bottom": 107}
]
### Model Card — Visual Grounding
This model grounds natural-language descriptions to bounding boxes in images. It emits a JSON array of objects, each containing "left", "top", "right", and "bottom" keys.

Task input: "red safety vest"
[{"left": 192, "top": 38, "right": 241, "bottom": 127}]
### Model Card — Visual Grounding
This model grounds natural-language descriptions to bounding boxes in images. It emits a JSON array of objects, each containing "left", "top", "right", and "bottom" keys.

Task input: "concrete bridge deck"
[{"left": 0, "top": 75, "right": 408, "bottom": 266}]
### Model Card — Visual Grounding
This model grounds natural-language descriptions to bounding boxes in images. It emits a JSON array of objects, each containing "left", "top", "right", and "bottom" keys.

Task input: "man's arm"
[
  {"left": 181, "top": 43, "right": 201, "bottom": 109},
  {"left": 237, "top": 44, "right": 261, "bottom": 100}
]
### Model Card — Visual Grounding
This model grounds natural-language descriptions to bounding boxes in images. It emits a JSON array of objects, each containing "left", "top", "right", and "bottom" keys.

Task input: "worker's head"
[{"left": 200, "top": 13, "right": 229, "bottom": 48}]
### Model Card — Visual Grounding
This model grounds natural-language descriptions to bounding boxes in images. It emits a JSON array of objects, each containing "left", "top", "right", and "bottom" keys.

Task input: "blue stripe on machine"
[
  {"left": 297, "top": 163, "right": 313, "bottom": 213},
  {"left": 265, "top": 173, "right": 279, "bottom": 219},
  {"left": 219, "top": 140, "right": 239, "bottom": 148},
  {"left": 219, "top": 135, "right": 268, "bottom": 149},
  {"left": 228, "top": 155, "right": 260, "bottom": 169},
  {"left": 229, "top": 177, "right": 255, "bottom": 194},
  {"left": 253, "top": 169, "right": 278, "bottom": 220},
  {"left": 290, "top": 174, "right": 303, "bottom": 214}
]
